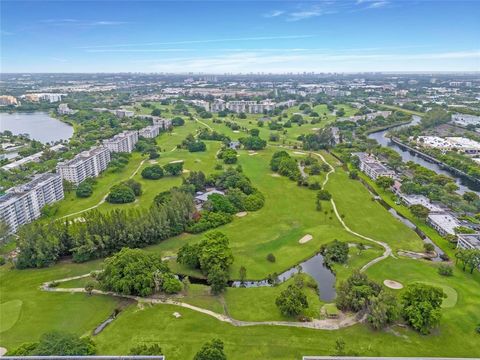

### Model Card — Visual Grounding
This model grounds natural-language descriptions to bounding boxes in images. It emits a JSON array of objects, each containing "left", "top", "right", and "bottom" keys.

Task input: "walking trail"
[{"left": 41, "top": 276, "right": 362, "bottom": 330}]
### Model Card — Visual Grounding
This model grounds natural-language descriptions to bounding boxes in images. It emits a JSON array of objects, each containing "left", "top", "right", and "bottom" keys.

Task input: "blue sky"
[{"left": 1, "top": 0, "right": 479, "bottom": 73}]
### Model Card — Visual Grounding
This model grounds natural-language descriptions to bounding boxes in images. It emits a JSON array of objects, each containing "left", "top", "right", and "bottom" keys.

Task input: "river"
[
  {"left": 0, "top": 111, "right": 73, "bottom": 144},
  {"left": 367, "top": 115, "right": 479, "bottom": 194}
]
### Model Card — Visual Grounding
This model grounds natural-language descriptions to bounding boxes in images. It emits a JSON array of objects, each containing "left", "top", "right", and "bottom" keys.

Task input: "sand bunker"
[
  {"left": 0, "top": 347, "right": 7, "bottom": 356},
  {"left": 271, "top": 173, "right": 281, "bottom": 177},
  {"left": 169, "top": 160, "right": 184, "bottom": 164},
  {"left": 294, "top": 151, "right": 305, "bottom": 155},
  {"left": 236, "top": 212, "right": 248, "bottom": 217},
  {"left": 299, "top": 234, "right": 313, "bottom": 244},
  {"left": 233, "top": 130, "right": 240, "bottom": 133},
  {"left": 182, "top": 169, "right": 190, "bottom": 174},
  {"left": 248, "top": 152, "right": 258, "bottom": 156},
  {"left": 383, "top": 280, "right": 404, "bottom": 289}
]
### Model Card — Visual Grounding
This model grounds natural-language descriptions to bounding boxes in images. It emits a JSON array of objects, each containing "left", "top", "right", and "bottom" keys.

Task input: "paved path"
[
  {"left": 41, "top": 282, "right": 361, "bottom": 330},
  {"left": 296, "top": 150, "right": 393, "bottom": 272}
]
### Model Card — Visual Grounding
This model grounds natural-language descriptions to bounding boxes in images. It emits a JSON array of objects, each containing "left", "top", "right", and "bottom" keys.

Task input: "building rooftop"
[{"left": 458, "top": 233, "right": 480, "bottom": 249}]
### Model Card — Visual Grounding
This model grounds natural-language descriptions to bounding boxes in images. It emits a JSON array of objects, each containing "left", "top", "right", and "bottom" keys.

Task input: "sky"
[{"left": 1, "top": 0, "right": 479, "bottom": 73}]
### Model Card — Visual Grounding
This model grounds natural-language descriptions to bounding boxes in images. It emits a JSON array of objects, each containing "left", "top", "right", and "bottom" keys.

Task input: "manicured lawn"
[
  {"left": 325, "top": 167, "right": 424, "bottom": 252},
  {"left": 0, "top": 261, "right": 118, "bottom": 350},
  {"left": 0, "top": 299, "right": 22, "bottom": 333}
]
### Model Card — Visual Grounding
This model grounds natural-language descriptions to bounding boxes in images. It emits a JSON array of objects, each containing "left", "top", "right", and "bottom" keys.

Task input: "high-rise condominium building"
[{"left": 103, "top": 131, "right": 139, "bottom": 153}]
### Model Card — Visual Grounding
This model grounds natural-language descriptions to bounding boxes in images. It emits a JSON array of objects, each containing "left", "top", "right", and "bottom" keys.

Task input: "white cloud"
[
  {"left": 264, "top": 10, "right": 285, "bottom": 18},
  {"left": 80, "top": 35, "right": 315, "bottom": 49},
  {"left": 40, "top": 19, "right": 127, "bottom": 27}
]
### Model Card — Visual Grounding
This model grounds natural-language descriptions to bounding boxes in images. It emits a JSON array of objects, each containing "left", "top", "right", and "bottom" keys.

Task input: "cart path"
[
  {"left": 41, "top": 283, "right": 362, "bottom": 330},
  {"left": 296, "top": 150, "right": 393, "bottom": 272}
]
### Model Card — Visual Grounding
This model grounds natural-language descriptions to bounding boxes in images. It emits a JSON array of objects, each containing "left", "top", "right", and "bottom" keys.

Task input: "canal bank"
[{"left": 367, "top": 115, "right": 479, "bottom": 194}]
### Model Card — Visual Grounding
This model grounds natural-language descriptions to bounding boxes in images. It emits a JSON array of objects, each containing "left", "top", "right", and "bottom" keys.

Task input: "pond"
[
  {"left": 0, "top": 111, "right": 73, "bottom": 144},
  {"left": 190, "top": 252, "right": 337, "bottom": 302}
]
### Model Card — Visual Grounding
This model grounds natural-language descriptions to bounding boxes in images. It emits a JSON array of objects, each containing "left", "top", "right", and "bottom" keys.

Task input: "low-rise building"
[
  {"left": 0, "top": 173, "right": 64, "bottom": 232},
  {"left": 58, "top": 103, "right": 77, "bottom": 115},
  {"left": 353, "top": 152, "right": 395, "bottom": 180},
  {"left": 451, "top": 113, "right": 480, "bottom": 127},
  {"left": 415, "top": 136, "right": 480, "bottom": 155},
  {"left": 427, "top": 212, "right": 461, "bottom": 236},
  {"left": 400, "top": 194, "right": 444, "bottom": 213},
  {"left": 457, "top": 233, "right": 480, "bottom": 250},
  {"left": 0, "top": 95, "right": 18, "bottom": 106},
  {"left": 57, "top": 146, "right": 111, "bottom": 185},
  {"left": 103, "top": 131, "right": 139, "bottom": 153}
]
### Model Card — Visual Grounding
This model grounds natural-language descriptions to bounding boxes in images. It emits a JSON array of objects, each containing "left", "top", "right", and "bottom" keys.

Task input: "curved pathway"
[
  {"left": 296, "top": 150, "right": 393, "bottom": 272},
  {"left": 41, "top": 281, "right": 361, "bottom": 330}
]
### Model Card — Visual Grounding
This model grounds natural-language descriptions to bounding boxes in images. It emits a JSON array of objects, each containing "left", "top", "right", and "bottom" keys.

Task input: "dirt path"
[{"left": 41, "top": 283, "right": 361, "bottom": 330}]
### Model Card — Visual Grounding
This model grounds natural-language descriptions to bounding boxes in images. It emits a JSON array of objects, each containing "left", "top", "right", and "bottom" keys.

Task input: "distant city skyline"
[{"left": 1, "top": 0, "right": 479, "bottom": 73}]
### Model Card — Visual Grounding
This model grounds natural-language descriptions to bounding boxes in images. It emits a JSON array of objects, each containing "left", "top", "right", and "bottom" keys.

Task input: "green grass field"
[{"left": 1, "top": 107, "right": 479, "bottom": 358}]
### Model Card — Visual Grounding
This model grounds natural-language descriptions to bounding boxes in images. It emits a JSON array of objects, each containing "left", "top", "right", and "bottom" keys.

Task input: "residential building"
[
  {"left": 114, "top": 109, "right": 134, "bottom": 118},
  {"left": 415, "top": 136, "right": 480, "bottom": 155},
  {"left": 451, "top": 113, "right": 480, "bottom": 127},
  {"left": 57, "top": 103, "right": 77, "bottom": 115},
  {"left": 153, "top": 118, "right": 172, "bottom": 130},
  {"left": 457, "top": 233, "right": 480, "bottom": 250},
  {"left": 211, "top": 99, "right": 226, "bottom": 112},
  {"left": 427, "top": 212, "right": 461, "bottom": 236},
  {"left": 103, "top": 131, "right": 139, "bottom": 153},
  {"left": 138, "top": 125, "right": 161, "bottom": 139},
  {"left": 57, "top": 146, "right": 111, "bottom": 185},
  {"left": 353, "top": 152, "right": 395, "bottom": 180},
  {"left": 0, "top": 95, "right": 18, "bottom": 106},
  {"left": 0, "top": 173, "right": 64, "bottom": 232},
  {"left": 400, "top": 194, "right": 444, "bottom": 213}
]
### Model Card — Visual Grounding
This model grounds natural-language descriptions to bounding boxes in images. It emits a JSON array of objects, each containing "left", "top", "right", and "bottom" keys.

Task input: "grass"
[
  {"left": 0, "top": 299, "right": 22, "bottom": 333},
  {"left": 418, "top": 281, "right": 458, "bottom": 308}
]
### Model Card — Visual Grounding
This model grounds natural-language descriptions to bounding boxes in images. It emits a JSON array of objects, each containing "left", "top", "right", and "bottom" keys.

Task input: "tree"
[
  {"left": 151, "top": 108, "right": 161, "bottom": 116},
  {"left": 106, "top": 184, "right": 136, "bottom": 204},
  {"left": 98, "top": 248, "right": 176, "bottom": 297},
  {"left": 317, "top": 189, "right": 332, "bottom": 201},
  {"left": 84, "top": 281, "right": 95, "bottom": 295},
  {"left": 438, "top": 264, "right": 453, "bottom": 276},
  {"left": 205, "top": 194, "right": 237, "bottom": 214},
  {"left": 239, "top": 266, "right": 247, "bottom": 284},
  {"left": 239, "top": 136, "right": 266, "bottom": 150},
  {"left": 208, "top": 264, "right": 229, "bottom": 294},
  {"left": 129, "top": 343, "right": 163, "bottom": 355},
  {"left": 193, "top": 339, "right": 227, "bottom": 360},
  {"left": 76, "top": 181, "right": 93, "bottom": 198},
  {"left": 401, "top": 283, "right": 446, "bottom": 334},
  {"left": 123, "top": 179, "right": 142, "bottom": 196},
  {"left": 164, "top": 162, "right": 184, "bottom": 175},
  {"left": 10, "top": 331, "right": 96, "bottom": 355},
  {"left": 424, "top": 242, "right": 435, "bottom": 253},
  {"left": 336, "top": 271, "right": 381, "bottom": 312},
  {"left": 266, "top": 253, "right": 276, "bottom": 262},
  {"left": 409, "top": 204, "right": 429, "bottom": 219},
  {"left": 218, "top": 148, "right": 237, "bottom": 164},
  {"left": 367, "top": 291, "right": 399, "bottom": 330},
  {"left": 275, "top": 284, "right": 308, "bottom": 317},
  {"left": 463, "top": 191, "right": 479, "bottom": 203},
  {"left": 321, "top": 240, "right": 349, "bottom": 267},
  {"left": 141, "top": 165, "right": 164, "bottom": 180},
  {"left": 376, "top": 176, "right": 394, "bottom": 190}
]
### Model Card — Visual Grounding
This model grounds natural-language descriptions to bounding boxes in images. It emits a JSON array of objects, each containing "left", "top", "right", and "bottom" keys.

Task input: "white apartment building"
[
  {"left": 153, "top": 118, "right": 172, "bottom": 130},
  {"left": 138, "top": 125, "right": 161, "bottom": 139},
  {"left": 57, "top": 146, "right": 111, "bottom": 185},
  {"left": 211, "top": 99, "right": 226, "bottom": 112},
  {"left": 353, "top": 152, "right": 395, "bottom": 180},
  {"left": 457, "top": 233, "right": 480, "bottom": 250},
  {"left": 0, "top": 173, "right": 64, "bottom": 233},
  {"left": 427, "top": 212, "right": 461, "bottom": 236},
  {"left": 416, "top": 136, "right": 480, "bottom": 155},
  {"left": 58, "top": 103, "right": 77, "bottom": 115},
  {"left": 103, "top": 131, "right": 139, "bottom": 153}
]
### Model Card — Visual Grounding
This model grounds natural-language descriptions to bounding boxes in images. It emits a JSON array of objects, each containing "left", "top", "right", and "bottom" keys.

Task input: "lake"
[{"left": 0, "top": 111, "right": 73, "bottom": 144}]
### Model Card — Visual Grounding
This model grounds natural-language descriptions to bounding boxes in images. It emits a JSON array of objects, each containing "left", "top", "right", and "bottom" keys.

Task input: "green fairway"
[{"left": 0, "top": 300, "right": 22, "bottom": 333}]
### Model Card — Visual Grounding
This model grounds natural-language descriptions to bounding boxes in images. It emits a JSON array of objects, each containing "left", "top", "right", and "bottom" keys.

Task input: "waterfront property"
[
  {"left": 353, "top": 152, "right": 395, "bottom": 180},
  {"left": 103, "top": 130, "right": 139, "bottom": 153},
  {"left": 56, "top": 146, "right": 111, "bottom": 185},
  {"left": 0, "top": 173, "right": 64, "bottom": 232},
  {"left": 399, "top": 194, "right": 444, "bottom": 213},
  {"left": 1, "top": 144, "right": 66, "bottom": 171}
]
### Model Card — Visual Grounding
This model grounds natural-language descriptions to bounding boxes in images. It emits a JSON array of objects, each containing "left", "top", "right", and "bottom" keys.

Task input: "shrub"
[
  {"left": 275, "top": 284, "right": 308, "bottom": 317},
  {"left": 106, "top": 184, "right": 136, "bottom": 204},
  {"left": 76, "top": 181, "right": 93, "bottom": 198},
  {"left": 438, "top": 264, "right": 453, "bottom": 276},
  {"left": 141, "top": 165, "right": 164, "bottom": 180},
  {"left": 244, "top": 193, "right": 265, "bottom": 211},
  {"left": 123, "top": 179, "right": 142, "bottom": 196},
  {"left": 163, "top": 162, "right": 183, "bottom": 175},
  {"left": 266, "top": 253, "right": 276, "bottom": 262},
  {"left": 317, "top": 189, "right": 332, "bottom": 201}
]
